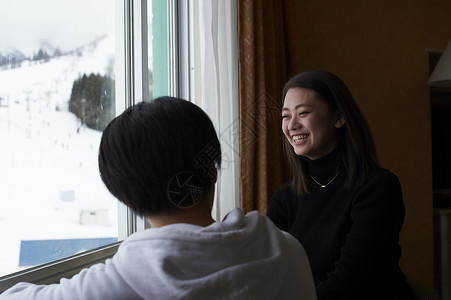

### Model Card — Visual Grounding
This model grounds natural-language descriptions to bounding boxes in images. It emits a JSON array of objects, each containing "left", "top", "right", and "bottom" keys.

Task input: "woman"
[{"left": 266, "top": 71, "right": 416, "bottom": 299}]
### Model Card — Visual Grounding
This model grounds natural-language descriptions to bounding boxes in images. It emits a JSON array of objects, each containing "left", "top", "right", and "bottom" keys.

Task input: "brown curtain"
[{"left": 238, "top": 0, "right": 299, "bottom": 213}]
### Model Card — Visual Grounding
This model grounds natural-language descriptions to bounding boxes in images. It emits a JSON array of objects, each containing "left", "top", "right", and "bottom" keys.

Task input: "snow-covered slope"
[{"left": 0, "top": 35, "right": 118, "bottom": 276}]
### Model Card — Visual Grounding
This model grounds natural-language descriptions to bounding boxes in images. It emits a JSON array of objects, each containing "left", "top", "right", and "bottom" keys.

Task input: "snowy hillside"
[{"left": 0, "top": 35, "right": 119, "bottom": 277}]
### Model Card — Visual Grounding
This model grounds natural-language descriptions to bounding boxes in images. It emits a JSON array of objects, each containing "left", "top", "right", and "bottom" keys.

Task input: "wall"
[{"left": 284, "top": 0, "right": 451, "bottom": 286}]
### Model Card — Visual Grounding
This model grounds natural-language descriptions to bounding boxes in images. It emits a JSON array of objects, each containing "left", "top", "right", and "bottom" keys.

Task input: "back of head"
[{"left": 98, "top": 96, "right": 221, "bottom": 216}]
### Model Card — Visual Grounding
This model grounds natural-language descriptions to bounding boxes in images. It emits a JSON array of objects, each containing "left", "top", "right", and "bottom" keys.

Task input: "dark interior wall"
[{"left": 283, "top": 0, "right": 451, "bottom": 286}]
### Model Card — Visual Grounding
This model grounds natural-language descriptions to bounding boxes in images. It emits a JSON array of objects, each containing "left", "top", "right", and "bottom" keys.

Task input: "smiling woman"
[{"left": 267, "top": 71, "right": 417, "bottom": 300}]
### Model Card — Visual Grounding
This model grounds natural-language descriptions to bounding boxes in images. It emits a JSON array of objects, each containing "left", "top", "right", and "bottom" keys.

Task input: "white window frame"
[{"left": 116, "top": 0, "right": 149, "bottom": 239}]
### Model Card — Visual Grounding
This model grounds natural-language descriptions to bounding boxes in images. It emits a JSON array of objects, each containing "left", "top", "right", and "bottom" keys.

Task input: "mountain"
[
  {"left": 38, "top": 40, "right": 57, "bottom": 56},
  {"left": 0, "top": 48, "right": 27, "bottom": 68},
  {"left": 0, "top": 36, "right": 112, "bottom": 69}
]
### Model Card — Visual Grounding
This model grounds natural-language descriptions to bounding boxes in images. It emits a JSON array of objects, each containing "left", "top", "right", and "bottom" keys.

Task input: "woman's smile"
[{"left": 292, "top": 134, "right": 309, "bottom": 144}]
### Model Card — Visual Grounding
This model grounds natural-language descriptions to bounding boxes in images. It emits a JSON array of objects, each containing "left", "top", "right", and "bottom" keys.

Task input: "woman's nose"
[{"left": 288, "top": 116, "right": 300, "bottom": 130}]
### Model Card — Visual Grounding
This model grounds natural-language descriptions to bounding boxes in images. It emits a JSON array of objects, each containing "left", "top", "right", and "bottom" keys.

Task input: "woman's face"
[{"left": 282, "top": 87, "right": 345, "bottom": 160}]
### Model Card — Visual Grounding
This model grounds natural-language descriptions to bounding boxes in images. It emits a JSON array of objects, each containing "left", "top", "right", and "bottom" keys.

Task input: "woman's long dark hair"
[{"left": 282, "top": 71, "right": 379, "bottom": 195}]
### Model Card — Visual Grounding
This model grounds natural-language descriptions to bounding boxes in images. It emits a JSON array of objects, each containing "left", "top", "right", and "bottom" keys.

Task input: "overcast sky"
[{"left": 0, "top": 0, "right": 114, "bottom": 56}]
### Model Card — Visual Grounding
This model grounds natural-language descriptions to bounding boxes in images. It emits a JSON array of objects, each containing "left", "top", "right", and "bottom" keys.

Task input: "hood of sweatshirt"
[{"left": 112, "top": 208, "right": 308, "bottom": 299}]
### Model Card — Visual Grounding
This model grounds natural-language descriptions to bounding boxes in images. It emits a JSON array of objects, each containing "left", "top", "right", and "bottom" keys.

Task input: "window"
[
  {"left": 0, "top": 0, "right": 238, "bottom": 292},
  {"left": 0, "top": 0, "right": 119, "bottom": 278},
  {"left": 0, "top": 0, "right": 165, "bottom": 289}
]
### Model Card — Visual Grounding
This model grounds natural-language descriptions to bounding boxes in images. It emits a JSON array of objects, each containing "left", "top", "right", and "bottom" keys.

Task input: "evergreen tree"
[
  {"left": 33, "top": 48, "right": 50, "bottom": 61},
  {"left": 69, "top": 73, "right": 115, "bottom": 131}
]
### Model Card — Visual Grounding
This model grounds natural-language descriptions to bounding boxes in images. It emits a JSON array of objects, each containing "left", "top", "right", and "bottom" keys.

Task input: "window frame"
[{"left": 0, "top": 243, "right": 120, "bottom": 291}]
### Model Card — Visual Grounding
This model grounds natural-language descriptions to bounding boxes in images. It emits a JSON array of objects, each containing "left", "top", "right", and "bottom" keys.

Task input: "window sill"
[{"left": 0, "top": 242, "right": 120, "bottom": 293}]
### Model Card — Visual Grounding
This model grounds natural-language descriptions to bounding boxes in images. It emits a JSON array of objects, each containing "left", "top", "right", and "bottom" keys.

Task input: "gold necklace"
[{"left": 310, "top": 170, "right": 341, "bottom": 188}]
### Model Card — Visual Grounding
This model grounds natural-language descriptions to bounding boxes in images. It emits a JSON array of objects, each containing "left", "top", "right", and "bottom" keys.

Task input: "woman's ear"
[{"left": 335, "top": 111, "right": 345, "bottom": 128}]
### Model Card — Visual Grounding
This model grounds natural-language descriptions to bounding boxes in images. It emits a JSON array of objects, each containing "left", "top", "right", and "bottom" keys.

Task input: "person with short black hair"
[
  {"left": 1, "top": 96, "right": 317, "bottom": 300},
  {"left": 267, "top": 71, "right": 416, "bottom": 299}
]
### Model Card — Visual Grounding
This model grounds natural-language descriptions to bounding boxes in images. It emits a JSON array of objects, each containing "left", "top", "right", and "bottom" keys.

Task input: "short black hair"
[{"left": 98, "top": 96, "right": 221, "bottom": 216}]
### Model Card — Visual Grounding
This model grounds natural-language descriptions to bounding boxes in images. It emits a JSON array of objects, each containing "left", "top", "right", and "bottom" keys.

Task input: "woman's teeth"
[{"left": 293, "top": 135, "right": 308, "bottom": 143}]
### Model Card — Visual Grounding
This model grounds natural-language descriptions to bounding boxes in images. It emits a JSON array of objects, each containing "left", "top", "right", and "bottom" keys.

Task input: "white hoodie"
[{"left": 0, "top": 208, "right": 317, "bottom": 300}]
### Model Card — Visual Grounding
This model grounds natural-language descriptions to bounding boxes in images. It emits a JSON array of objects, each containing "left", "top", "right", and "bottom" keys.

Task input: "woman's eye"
[
  {"left": 299, "top": 111, "right": 309, "bottom": 116},
  {"left": 281, "top": 115, "right": 289, "bottom": 119}
]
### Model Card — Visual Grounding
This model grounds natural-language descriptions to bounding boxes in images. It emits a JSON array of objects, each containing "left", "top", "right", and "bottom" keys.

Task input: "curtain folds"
[
  {"left": 197, "top": 0, "right": 240, "bottom": 220},
  {"left": 238, "top": 0, "right": 291, "bottom": 213}
]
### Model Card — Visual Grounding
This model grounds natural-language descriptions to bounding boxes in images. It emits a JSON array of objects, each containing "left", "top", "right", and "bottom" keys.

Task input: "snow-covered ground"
[{"left": 0, "top": 35, "right": 118, "bottom": 277}]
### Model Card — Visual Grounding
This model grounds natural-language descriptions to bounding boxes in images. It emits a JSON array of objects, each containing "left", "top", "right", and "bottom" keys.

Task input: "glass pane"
[
  {"left": 0, "top": 0, "right": 118, "bottom": 276},
  {"left": 151, "top": 0, "right": 168, "bottom": 98}
]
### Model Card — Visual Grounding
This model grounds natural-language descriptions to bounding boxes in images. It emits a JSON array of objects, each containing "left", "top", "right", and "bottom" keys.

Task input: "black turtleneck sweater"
[{"left": 267, "top": 149, "right": 416, "bottom": 300}]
